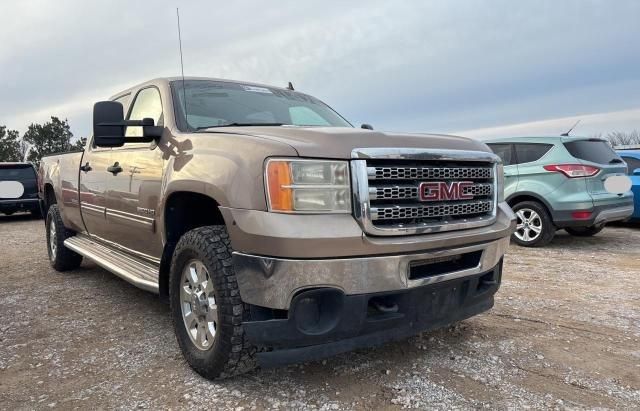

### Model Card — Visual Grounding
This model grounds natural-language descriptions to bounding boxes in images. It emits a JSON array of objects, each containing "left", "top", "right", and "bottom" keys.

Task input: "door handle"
[
  {"left": 107, "top": 162, "right": 123, "bottom": 175},
  {"left": 80, "top": 162, "right": 92, "bottom": 172}
]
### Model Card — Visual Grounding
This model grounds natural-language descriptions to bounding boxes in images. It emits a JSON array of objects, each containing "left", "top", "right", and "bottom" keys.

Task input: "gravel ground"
[{"left": 1, "top": 214, "right": 639, "bottom": 410}]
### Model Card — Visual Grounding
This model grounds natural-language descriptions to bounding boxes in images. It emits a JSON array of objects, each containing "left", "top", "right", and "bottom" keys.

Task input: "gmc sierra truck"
[{"left": 39, "top": 77, "right": 516, "bottom": 379}]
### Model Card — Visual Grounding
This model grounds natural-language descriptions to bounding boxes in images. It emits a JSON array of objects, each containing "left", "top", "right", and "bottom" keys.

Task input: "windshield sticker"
[{"left": 242, "top": 85, "right": 273, "bottom": 94}]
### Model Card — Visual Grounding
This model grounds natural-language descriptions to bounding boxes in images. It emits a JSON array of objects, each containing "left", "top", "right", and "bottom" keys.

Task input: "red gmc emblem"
[{"left": 419, "top": 181, "right": 474, "bottom": 201}]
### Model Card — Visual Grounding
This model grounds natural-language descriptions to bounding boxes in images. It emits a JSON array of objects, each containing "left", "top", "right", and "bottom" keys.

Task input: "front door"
[{"left": 104, "top": 86, "right": 165, "bottom": 259}]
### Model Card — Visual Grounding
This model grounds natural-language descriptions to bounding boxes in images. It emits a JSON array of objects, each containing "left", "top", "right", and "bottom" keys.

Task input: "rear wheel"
[
  {"left": 565, "top": 225, "right": 604, "bottom": 237},
  {"left": 511, "top": 201, "right": 555, "bottom": 247},
  {"left": 169, "top": 225, "right": 257, "bottom": 379},
  {"left": 46, "top": 205, "right": 83, "bottom": 271}
]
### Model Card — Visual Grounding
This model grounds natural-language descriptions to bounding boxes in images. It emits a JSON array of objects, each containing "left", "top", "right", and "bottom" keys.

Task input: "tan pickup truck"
[{"left": 39, "top": 77, "right": 516, "bottom": 379}]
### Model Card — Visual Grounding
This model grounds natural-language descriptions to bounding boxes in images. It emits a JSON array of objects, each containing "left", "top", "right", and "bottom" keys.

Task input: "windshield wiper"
[{"left": 196, "top": 122, "right": 284, "bottom": 130}]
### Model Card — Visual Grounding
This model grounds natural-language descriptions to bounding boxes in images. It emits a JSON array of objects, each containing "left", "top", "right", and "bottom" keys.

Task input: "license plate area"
[{"left": 408, "top": 251, "right": 482, "bottom": 280}]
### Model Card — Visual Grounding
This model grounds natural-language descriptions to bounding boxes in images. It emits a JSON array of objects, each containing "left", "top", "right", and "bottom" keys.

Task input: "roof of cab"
[{"left": 109, "top": 76, "right": 295, "bottom": 100}]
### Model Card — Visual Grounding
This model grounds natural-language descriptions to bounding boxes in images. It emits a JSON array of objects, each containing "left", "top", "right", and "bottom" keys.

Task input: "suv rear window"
[
  {"left": 564, "top": 140, "right": 622, "bottom": 164},
  {"left": 0, "top": 166, "right": 36, "bottom": 181},
  {"left": 514, "top": 143, "right": 553, "bottom": 164}
]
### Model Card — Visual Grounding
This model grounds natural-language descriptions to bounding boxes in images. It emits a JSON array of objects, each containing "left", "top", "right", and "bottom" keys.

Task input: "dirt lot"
[{"left": 0, "top": 215, "right": 638, "bottom": 410}]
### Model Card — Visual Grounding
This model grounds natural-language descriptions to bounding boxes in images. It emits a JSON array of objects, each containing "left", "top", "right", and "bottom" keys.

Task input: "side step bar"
[{"left": 64, "top": 235, "right": 160, "bottom": 293}]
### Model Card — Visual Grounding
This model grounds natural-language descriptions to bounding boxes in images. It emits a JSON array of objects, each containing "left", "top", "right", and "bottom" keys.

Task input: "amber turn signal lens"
[{"left": 266, "top": 161, "right": 293, "bottom": 211}]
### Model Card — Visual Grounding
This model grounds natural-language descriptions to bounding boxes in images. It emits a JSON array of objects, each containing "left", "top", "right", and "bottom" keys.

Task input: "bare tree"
[{"left": 604, "top": 130, "right": 640, "bottom": 147}]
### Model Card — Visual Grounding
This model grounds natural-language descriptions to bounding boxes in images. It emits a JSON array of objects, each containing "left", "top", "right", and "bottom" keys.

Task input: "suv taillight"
[{"left": 543, "top": 164, "right": 600, "bottom": 178}]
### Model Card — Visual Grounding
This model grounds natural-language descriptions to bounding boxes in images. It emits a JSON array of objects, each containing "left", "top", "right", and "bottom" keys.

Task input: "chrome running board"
[{"left": 64, "top": 234, "right": 160, "bottom": 293}]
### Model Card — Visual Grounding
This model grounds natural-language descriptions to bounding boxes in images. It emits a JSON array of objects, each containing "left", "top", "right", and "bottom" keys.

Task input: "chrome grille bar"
[
  {"left": 371, "top": 200, "right": 493, "bottom": 221},
  {"left": 367, "top": 166, "right": 492, "bottom": 180},
  {"left": 369, "top": 183, "right": 492, "bottom": 200}
]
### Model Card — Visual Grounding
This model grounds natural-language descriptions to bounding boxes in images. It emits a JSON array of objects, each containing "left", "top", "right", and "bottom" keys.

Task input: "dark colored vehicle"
[{"left": 0, "top": 162, "right": 41, "bottom": 217}]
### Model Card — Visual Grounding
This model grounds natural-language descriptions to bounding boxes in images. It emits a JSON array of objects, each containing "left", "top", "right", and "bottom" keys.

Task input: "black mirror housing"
[
  {"left": 93, "top": 101, "right": 126, "bottom": 147},
  {"left": 92, "top": 101, "right": 162, "bottom": 147},
  {"left": 361, "top": 123, "right": 373, "bottom": 130}
]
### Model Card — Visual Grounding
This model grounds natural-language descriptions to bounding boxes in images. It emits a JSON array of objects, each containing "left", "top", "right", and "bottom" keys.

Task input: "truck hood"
[{"left": 200, "top": 126, "right": 489, "bottom": 159}]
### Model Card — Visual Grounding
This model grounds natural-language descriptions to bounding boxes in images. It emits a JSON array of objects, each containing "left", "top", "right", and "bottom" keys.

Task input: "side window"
[
  {"left": 126, "top": 88, "right": 163, "bottom": 137},
  {"left": 621, "top": 156, "right": 640, "bottom": 175},
  {"left": 487, "top": 144, "right": 513, "bottom": 166},
  {"left": 514, "top": 143, "right": 553, "bottom": 164}
]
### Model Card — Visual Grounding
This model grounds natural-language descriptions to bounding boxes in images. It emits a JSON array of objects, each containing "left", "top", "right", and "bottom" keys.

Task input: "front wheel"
[
  {"left": 511, "top": 201, "right": 555, "bottom": 247},
  {"left": 565, "top": 225, "right": 604, "bottom": 237},
  {"left": 169, "top": 225, "right": 257, "bottom": 379}
]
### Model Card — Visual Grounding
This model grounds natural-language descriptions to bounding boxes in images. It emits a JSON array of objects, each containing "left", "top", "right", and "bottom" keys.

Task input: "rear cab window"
[{"left": 564, "top": 139, "right": 622, "bottom": 164}]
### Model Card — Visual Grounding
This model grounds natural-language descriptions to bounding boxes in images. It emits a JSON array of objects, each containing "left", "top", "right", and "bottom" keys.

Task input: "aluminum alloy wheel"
[
  {"left": 180, "top": 259, "right": 218, "bottom": 351},
  {"left": 515, "top": 208, "right": 543, "bottom": 242},
  {"left": 49, "top": 221, "right": 57, "bottom": 260}
]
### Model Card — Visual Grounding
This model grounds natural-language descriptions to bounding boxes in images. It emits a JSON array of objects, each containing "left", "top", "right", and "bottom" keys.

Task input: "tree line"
[
  {"left": 1, "top": 118, "right": 639, "bottom": 165},
  {"left": 0, "top": 117, "right": 84, "bottom": 165}
]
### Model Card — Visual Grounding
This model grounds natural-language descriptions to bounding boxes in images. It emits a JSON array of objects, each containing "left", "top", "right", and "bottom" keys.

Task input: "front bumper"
[
  {"left": 244, "top": 261, "right": 502, "bottom": 368},
  {"left": 233, "top": 235, "right": 509, "bottom": 310}
]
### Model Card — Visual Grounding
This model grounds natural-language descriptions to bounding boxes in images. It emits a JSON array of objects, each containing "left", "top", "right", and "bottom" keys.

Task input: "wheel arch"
[
  {"left": 506, "top": 192, "right": 555, "bottom": 221},
  {"left": 158, "top": 190, "right": 230, "bottom": 301}
]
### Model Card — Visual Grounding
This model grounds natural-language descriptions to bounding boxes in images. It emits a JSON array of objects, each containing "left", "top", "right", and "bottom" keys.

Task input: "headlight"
[
  {"left": 496, "top": 163, "right": 505, "bottom": 203},
  {"left": 265, "top": 159, "right": 351, "bottom": 213}
]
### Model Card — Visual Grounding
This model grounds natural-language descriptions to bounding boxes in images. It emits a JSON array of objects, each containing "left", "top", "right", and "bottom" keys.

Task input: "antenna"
[
  {"left": 561, "top": 119, "right": 580, "bottom": 136},
  {"left": 176, "top": 8, "right": 189, "bottom": 129},
  {"left": 287, "top": 82, "right": 295, "bottom": 91}
]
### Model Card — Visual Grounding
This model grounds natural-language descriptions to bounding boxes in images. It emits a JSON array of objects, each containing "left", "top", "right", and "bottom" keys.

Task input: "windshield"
[{"left": 171, "top": 80, "right": 352, "bottom": 131}]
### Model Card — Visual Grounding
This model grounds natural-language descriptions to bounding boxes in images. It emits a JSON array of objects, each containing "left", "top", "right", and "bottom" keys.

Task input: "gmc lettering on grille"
[{"left": 419, "top": 181, "right": 474, "bottom": 202}]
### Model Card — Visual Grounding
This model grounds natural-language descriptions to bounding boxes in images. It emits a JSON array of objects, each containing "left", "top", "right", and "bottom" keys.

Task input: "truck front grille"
[{"left": 351, "top": 150, "right": 499, "bottom": 236}]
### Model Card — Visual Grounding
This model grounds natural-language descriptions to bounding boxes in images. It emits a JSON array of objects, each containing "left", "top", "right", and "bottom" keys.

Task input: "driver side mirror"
[
  {"left": 633, "top": 168, "right": 640, "bottom": 176},
  {"left": 93, "top": 101, "right": 163, "bottom": 147}
]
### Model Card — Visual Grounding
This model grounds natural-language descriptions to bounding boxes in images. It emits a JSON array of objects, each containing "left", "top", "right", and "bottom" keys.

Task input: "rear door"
[
  {"left": 487, "top": 143, "right": 518, "bottom": 198},
  {"left": 78, "top": 142, "right": 113, "bottom": 238},
  {"left": 562, "top": 138, "right": 630, "bottom": 207}
]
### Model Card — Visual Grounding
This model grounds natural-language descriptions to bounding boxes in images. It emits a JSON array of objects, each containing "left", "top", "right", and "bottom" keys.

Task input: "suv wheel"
[
  {"left": 169, "top": 225, "right": 257, "bottom": 379},
  {"left": 565, "top": 225, "right": 604, "bottom": 237},
  {"left": 511, "top": 201, "right": 555, "bottom": 247},
  {"left": 46, "top": 204, "right": 83, "bottom": 271}
]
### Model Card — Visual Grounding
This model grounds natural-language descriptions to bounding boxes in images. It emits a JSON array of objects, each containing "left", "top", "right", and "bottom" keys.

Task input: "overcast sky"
[{"left": 1, "top": 0, "right": 639, "bottom": 140}]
